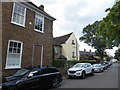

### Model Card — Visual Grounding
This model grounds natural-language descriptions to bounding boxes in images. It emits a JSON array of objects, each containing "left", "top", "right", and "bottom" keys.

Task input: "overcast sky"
[{"left": 29, "top": 0, "right": 118, "bottom": 56}]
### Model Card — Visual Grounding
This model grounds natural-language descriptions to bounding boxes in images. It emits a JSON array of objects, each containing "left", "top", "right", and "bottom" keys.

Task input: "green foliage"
[
  {"left": 80, "top": 21, "right": 106, "bottom": 59},
  {"left": 79, "top": 60, "right": 96, "bottom": 64},
  {"left": 66, "top": 60, "right": 80, "bottom": 68},
  {"left": 66, "top": 60, "right": 97, "bottom": 68},
  {"left": 98, "top": 1, "right": 120, "bottom": 48},
  {"left": 52, "top": 59, "right": 65, "bottom": 68},
  {"left": 52, "top": 60, "right": 97, "bottom": 68}
]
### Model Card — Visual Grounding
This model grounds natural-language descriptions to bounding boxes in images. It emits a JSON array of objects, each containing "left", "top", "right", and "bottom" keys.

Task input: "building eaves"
[
  {"left": 54, "top": 32, "right": 73, "bottom": 45},
  {"left": 21, "top": 1, "right": 56, "bottom": 21}
]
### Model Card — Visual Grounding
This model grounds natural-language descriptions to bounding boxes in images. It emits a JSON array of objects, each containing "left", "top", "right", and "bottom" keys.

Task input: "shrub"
[
  {"left": 66, "top": 60, "right": 79, "bottom": 68},
  {"left": 79, "top": 60, "right": 97, "bottom": 64},
  {"left": 52, "top": 59, "right": 97, "bottom": 68},
  {"left": 66, "top": 60, "right": 97, "bottom": 68},
  {"left": 52, "top": 59, "right": 65, "bottom": 68}
]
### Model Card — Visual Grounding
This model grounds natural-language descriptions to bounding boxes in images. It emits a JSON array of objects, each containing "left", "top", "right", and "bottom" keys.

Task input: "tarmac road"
[{"left": 51, "top": 63, "right": 119, "bottom": 89}]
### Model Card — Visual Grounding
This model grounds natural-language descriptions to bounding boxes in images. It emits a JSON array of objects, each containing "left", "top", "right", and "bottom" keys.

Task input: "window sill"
[
  {"left": 5, "top": 66, "right": 21, "bottom": 70},
  {"left": 11, "top": 21, "right": 25, "bottom": 28},
  {"left": 34, "top": 29, "right": 44, "bottom": 33}
]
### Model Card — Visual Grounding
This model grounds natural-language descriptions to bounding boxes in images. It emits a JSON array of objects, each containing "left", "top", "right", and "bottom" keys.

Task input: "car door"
[
  {"left": 38, "top": 68, "right": 51, "bottom": 88},
  {"left": 85, "top": 64, "right": 91, "bottom": 74},
  {"left": 17, "top": 70, "right": 40, "bottom": 90}
]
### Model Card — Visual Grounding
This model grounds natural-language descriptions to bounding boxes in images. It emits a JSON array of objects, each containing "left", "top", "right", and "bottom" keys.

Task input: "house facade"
[
  {"left": 54, "top": 32, "right": 79, "bottom": 60},
  {"left": 80, "top": 49, "right": 95, "bottom": 60},
  {"left": 2, "top": 1, "right": 55, "bottom": 77}
]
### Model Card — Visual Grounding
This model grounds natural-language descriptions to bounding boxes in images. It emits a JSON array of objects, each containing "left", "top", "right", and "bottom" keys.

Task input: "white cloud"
[
  {"left": 30, "top": 0, "right": 116, "bottom": 56},
  {"left": 105, "top": 47, "right": 118, "bottom": 57}
]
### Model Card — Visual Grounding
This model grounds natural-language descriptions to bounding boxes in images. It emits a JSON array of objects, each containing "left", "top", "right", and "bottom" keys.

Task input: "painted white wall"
[{"left": 61, "top": 33, "right": 79, "bottom": 60}]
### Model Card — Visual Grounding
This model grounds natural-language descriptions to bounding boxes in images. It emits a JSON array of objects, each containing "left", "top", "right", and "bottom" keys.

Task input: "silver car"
[{"left": 93, "top": 64, "right": 103, "bottom": 73}]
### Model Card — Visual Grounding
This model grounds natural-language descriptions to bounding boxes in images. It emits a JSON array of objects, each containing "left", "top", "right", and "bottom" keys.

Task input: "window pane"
[
  {"left": 19, "top": 16, "right": 24, "bottom": 25},
  {"left": 14, "top": 42, "right": 17, "bottom": 47},
  {"left": 18, "top": 43, "right": 21, "bottom": 48},
  {"left": 13, "top": 13, "right": 17, "bottom": 23},
  {"left": 10, "top": 42, "right": 14, "bottom": 47},
  {"left": 40, "top": 28, "right": 42, "bottom": 31},
  {"left": 13, "top": 48, "right": 17, "bottom": 53},
  {"left": 14, "top": 5, "right": 18, "bottom": 13},
  {"left": 9, "top": 48, "right": 13, "bottom": 53},
  {"left": 17, "top": 49, "right": 20, "bottom": 53}
]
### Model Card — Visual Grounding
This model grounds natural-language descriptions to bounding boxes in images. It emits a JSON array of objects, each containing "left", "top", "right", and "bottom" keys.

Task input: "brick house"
[
  {"left": 80, "top": 49, "right": 95, "bottom": 60},
  {"left": 2, "top": 1, "right": 55, "bottom": 77}
]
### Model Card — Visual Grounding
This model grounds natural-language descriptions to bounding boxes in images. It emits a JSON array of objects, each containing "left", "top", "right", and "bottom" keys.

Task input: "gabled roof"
[
  {"left": 21, "top": 1, "right": 56, "bottom": 21},
  {"left": 54, "top": 32, "right": 73, "bottom": 45}
]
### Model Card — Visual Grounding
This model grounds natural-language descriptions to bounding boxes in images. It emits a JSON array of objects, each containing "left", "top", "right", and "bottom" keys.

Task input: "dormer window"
[
  {"left": 34, "top": 14, "right": 44, "bottom": 33},
  {"left": 72, "top": 40, "right": 75, "bottom": 45}
]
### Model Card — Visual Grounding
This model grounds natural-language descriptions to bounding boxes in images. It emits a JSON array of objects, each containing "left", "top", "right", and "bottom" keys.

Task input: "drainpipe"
[
  {"left": 76, "top": 40, "right": 78, "bottom": 60},
  {"left": 40, "top": 46, "right": 43, "bottom": 67}
]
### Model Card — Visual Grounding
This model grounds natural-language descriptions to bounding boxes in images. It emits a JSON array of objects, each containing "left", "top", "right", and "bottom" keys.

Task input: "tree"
[
  {"left": 98, "top": 1, "right": 120, "bottom": 48},
  {"left": 80, "top": 21, "right": 106, "bottom": 60},
  {"left": 114, "top": 48, "right": 120, "bottom": 60}
]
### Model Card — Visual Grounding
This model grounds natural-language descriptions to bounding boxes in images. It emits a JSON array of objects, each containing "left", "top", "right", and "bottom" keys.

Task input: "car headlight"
[
  {"left": 0, "top": 84, "right": 2, "bottom": 89},
  {"left": 76, "top": 69, "right": 82, "bottom": 72}
]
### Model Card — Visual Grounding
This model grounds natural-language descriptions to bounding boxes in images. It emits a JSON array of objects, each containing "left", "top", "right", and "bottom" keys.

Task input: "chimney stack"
[
  {"left": 39, "top": 5, "right": 44, "bottom": 11},
  {"left": 89, "top": 50, "right": 91, "bottom": 52},
  {"left": 84, "top": 49, "right": 86, "bottom": 52}
]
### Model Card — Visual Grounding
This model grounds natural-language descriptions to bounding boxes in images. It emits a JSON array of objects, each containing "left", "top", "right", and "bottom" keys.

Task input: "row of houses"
[{"left": 1, "top": 1, "right": 95, "bottom": 77}]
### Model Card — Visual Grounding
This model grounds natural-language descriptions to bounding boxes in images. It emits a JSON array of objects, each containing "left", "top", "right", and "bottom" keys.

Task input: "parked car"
[
  {"left": 1, "top": 66, "right": 63, "bottom": 90},
  {"left": 67, "top": 63, "right": 94, "bottom": 79},
  {"left": 107, "top": 61, "right": 112, "bottom": 66},
  {"left": 111, "top": 59, "right": 118, "bottom": 63},
  {"left": 93, "top": 64, "right": 103, "bottom": 73},
  {"left": 101, "top": 63, "right": 108, "bottom": 70},
  {"left": 101, "top": 63, "right": 107, "bottom": 70}
]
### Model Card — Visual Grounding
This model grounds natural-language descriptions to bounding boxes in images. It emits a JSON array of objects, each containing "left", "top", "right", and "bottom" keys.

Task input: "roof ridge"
[
  {"left": 54, "top": 32, "right": 73, "bottom": 38},
  {"left": 54, "top": 32, "right": 73, "bottom": 44}
]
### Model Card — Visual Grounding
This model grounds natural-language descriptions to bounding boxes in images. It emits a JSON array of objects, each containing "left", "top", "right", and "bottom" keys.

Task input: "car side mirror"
[{"left": 27, "top": 73, "right": 33, "bottom": 78}]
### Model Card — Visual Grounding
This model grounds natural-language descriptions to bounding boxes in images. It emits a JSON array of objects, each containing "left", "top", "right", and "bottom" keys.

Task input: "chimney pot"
[{"left": 39, "top": 5, "right": 44, "bottom": 11}]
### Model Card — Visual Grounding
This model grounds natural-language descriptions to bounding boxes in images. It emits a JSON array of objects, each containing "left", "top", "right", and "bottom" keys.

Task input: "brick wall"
[{"left": 2, "top": 2, "right": 54, "bottom": 76}]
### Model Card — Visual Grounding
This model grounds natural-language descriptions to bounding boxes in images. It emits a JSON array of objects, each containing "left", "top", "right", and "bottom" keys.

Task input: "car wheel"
[
  {"left": 52, "top": 78, "right": 60, "bottom": 88},
  {"left": 91, "top": 70, "right": 94, "bottom": 76},
  {"left": 81, "top": 71, "right": 86, "bottom": 79},
  {"left": 9, "top": 86, "right": 17, "bottom": 90},
  {"left": 68, "top": 75, "right": 72, "bottom": 79}
]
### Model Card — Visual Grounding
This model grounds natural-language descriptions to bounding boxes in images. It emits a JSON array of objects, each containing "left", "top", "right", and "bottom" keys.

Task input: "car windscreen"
[
  {"left": 13, "top": 69, "right": 29, "bottom": 77},
  {"left": 73, "top": 64, "right": 84, "bottom": 68},
  {"left": 93, "top": 64, "right": 101, "bottom": 67}
]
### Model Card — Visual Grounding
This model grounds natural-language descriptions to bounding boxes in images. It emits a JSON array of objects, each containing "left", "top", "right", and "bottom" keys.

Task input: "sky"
[{"left": 29, "top": 0, "right": 118, "bottom": 56}]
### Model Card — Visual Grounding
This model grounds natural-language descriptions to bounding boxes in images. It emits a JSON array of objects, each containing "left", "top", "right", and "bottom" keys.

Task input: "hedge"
[
  {"left": 52, "top": 59, "right": 97, "bottom": 68},
  {"left": 52, "top": 59, "right": 65, "bottom": 68}
]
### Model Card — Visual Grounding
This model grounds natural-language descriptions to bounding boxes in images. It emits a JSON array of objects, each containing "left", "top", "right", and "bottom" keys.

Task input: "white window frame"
[
  {"left": 34, "top": 13, "right": 44, "bottom": 33},
  {"left": 5, "top": 40, "right": 23, "bottom": 69},
  {"left": 11, "top": 2, "right": 26, "bottom": 27}
]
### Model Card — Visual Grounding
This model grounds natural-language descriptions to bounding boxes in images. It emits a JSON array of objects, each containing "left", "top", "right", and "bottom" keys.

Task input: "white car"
[{"left": 67, "top": 63, "right": 94, "bottom": 79}]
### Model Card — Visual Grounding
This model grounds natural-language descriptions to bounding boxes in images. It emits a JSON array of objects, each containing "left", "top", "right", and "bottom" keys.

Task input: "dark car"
[
  {"left": 1, "top": 66, "right": 63, "bottom": 90},
  {"left": 101, "top": 63, "right": 108, "bottom": 70}
]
